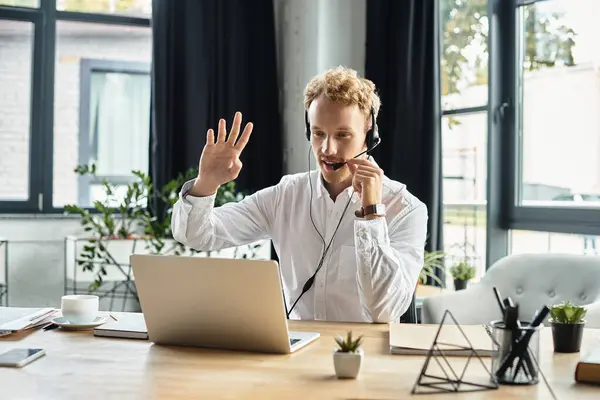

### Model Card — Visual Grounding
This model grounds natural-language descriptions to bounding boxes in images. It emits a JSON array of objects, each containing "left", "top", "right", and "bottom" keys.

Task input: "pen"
[
  {"left": 512, "top": 307, "right": 548, "bottom": 380},
  {"left": 110, "top": 314, "right": 119, "bottom": 322},
  {"left": 493, "top": 287, "right": 505, "bottom": 314}
]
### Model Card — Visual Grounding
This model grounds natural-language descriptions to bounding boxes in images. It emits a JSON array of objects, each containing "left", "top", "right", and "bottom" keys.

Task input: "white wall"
[{"left": 0, "top": 0, "right": 367, "bottom": 308}]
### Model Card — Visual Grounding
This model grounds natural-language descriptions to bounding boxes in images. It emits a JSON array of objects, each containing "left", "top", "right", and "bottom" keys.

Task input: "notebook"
[
  {"left": 389, "top": 323, "right": 494, "bottom": 356},
  {"left": 93, "top": 313, "right": 148, "bottom": 340},
  {"left": 575, "top": 348, "right": 600, "bottom": 384}
]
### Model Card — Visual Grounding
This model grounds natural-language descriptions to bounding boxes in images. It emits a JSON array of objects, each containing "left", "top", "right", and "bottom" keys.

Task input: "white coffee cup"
[{"left": 61, "top": 295, "right": 99, "bottom": 324}]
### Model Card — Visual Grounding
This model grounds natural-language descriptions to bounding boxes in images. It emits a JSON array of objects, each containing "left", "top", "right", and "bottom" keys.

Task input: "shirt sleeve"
[
  {"left": 353, "top": 202, "right": 428, "bottom": 323},
  {"left": 171, "top": 178, "right": 280, "bottom": 251}
]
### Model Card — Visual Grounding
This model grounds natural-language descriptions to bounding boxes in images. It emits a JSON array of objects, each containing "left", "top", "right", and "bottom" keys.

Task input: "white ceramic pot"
[{"left": 333, "top": 348, "right": 363, "bottom": 379}]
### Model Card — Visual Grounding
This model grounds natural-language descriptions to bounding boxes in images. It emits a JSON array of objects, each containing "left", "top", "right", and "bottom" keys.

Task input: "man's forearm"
[{"left": 353, "top": 215, "right": 425, "bottom": 323}]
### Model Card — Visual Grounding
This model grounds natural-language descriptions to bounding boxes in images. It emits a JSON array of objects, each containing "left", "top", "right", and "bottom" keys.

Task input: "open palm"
[{"left": 197, "top": 112, "right": 253, "bottom": 192}]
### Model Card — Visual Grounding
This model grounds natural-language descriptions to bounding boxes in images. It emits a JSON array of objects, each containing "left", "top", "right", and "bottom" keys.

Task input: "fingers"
[
  {"left": 347, "top": 162, "right": 358, "bottom": 174},
  {"left": 206, "top": 128, "right": 215, "bottom": 146},
  {"left": 349, "top": 163, "right": 382, "bottom": 177},
  {"left": 217, "top": 118, "right": 227, "bottom": 143},
  {"left": 347, "top": 158, "right": 382, "bottom": 173},
  {"left": 354, "top": 171, "right": 378, "bottom": 182},
  {"left": 227, "top": 112, "right": 242, "bottom": 145},
  {"left": 235, "top": 122, "right": 254, "bottom": 150}
]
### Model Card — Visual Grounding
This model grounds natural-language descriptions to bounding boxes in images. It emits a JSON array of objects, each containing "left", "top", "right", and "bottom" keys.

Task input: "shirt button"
[
  {"left": 516, "top": 287, "right": 523, "bottom": 295},
  {"left": 548, "top": 290, "right": 555, "bottom": 297}
]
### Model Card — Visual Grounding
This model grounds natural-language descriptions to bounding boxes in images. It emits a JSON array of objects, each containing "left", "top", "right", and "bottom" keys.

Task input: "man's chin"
[{"left": 320, "top": 166, "right": 349, "bottom": 184}]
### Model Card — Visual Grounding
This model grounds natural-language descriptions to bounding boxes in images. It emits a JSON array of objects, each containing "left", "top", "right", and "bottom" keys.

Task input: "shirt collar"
[{"left": 314, "top": 171, "right": 359, "bottom": 204}]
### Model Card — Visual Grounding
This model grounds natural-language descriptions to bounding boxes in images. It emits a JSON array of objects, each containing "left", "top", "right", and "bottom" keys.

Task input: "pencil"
[{"left": 110, "top": 314, "right": 119, "bottom": 321}]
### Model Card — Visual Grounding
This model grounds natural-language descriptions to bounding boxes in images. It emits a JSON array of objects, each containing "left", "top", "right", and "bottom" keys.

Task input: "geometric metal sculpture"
[{"left": 411, "top": 310, "right": 499, "bottom": 395}]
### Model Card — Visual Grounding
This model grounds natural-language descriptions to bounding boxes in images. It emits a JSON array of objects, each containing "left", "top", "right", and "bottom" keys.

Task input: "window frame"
[
  {"left": 494, "top": 0, "right": 600, "bottom": 241},
  {"left": 0, "top": 0, "right": 150, "bottom": 214},
  {"left": 77, "top": 58, "right": 150, "bottom": 207}
]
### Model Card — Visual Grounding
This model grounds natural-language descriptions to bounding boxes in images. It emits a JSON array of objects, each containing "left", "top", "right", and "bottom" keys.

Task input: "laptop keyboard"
[{"left": 290, "top": 338, "right": 301, "bottom": 346}]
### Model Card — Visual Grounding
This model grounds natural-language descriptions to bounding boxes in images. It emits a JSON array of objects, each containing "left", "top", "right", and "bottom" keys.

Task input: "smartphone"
[{"left": 0, "top": 348, "right": 46, "bottom": 368}]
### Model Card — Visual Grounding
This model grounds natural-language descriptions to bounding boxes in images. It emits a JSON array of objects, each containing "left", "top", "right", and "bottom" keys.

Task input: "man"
[{"left": 171, "top": 66, "right": 428, "bottom": 323}]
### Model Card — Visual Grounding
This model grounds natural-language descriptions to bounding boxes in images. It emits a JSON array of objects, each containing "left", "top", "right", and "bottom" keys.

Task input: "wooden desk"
[{"left": 1, "top": 311, "right": 600, "bottom": 399}]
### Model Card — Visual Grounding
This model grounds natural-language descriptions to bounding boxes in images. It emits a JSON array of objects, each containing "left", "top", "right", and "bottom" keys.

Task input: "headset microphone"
[{"left": 330, "top": 138, "right": 381, "bottom": 171}]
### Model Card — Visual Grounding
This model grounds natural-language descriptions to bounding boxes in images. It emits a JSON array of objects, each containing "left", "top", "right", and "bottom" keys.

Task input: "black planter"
[
  {"left": 551, "top": 321, "right": 585, "bottom": 353},
  {"left": 454, "top": 279, "right": 468, "bottom": 291}
]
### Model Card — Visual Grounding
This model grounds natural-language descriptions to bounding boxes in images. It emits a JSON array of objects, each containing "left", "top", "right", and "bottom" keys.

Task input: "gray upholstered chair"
[{"left": 421, "top": 253, "right": 600, "bottom": 328}]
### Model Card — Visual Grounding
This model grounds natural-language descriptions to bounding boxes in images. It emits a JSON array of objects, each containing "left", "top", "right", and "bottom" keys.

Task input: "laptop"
[{"left": 130, "top": 254, "right": 320, "bottom": 354}]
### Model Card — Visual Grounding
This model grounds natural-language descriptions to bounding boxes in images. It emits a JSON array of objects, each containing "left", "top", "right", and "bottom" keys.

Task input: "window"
[
  {"left": 77, "top": 59, "right": 150, "bottom": 208},
  {"left": 440, "top": 0, "right": 488, "bottom": 110},
  {"left": 57, "top": 0, "right": 151, "bottom": 18},
  {"left": 440, "top": 0, "right": 489, "bottom": 284},
  {"left": 0, "top": 0, "right": 38, "bottom": 7},
  {"left": 482, "top": 0, "right": 600, "bottom": 267},
  {"left": 517, "top": 0, "right": 600, "bottom": 208},
  {"left": 0, "top": 20, "right": 34, "bottom": 202},
  {"left": 53, "top": 21, "right": 151, "bottom": 208},
  {"left": 0, "top": 1, "right": 151, "bottom": 213},
  {"left": 511, "top": 230, "right": 600, "bottom": 256}
]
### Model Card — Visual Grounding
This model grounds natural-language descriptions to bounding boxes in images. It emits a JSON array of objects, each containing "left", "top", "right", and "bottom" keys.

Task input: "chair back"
[{"left": 482, "top": 253, "right": 600, "bottom": 321}]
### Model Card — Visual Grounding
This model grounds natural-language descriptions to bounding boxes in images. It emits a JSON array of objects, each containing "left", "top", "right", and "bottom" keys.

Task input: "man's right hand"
[{"left": 190, "top": 112, "right": 253, "bottom": 197}]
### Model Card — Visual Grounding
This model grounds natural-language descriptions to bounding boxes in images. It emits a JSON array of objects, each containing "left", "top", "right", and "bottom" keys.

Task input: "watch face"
[{"left": 374, "top": 204, "right": 386, "bottom": 214}]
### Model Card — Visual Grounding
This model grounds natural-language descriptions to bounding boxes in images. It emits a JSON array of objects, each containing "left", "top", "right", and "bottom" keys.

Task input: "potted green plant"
[
  {"left": 64, "top": 164, "right": 244, "bottom": 291},
  {"left": 449, "top": 261, "right": 476, "bottom": 291},
  {"left": 420, "top": 251, "right": 446, "bottom": 288},
  {"left": 549, "top": 301, "right": 586, "bottom": 353},
  {"left": 333, "top": 331, "right": 364, "bottom": 379}
]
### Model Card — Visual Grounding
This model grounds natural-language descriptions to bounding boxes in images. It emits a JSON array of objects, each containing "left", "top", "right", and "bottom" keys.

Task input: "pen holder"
[{"left": 490, "top": 320, "right": 541, "bottom": 385}]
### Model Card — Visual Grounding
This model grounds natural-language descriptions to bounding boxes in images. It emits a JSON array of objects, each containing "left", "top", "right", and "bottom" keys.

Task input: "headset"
[{"left": 284, "top": 105, "right": 382, "bottom": 319}]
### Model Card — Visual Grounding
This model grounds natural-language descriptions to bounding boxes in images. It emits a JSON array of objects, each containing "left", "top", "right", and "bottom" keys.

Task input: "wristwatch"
[{"left": 354, "top": 203, "right": 386, "bottom": 218}]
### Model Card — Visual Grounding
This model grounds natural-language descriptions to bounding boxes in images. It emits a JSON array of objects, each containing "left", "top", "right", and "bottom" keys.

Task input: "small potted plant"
[
  {"left": 333, "top": 331, "right": 364, "bottom": 379},
  {"left": 449, "top": 261, "right": 476, "bottom": 291},
  {"left": 549, "top": 301, "right": 586, "bottom": 353}
]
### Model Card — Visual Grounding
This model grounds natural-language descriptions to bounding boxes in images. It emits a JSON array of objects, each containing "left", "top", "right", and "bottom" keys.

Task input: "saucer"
[{"left": 51, "top": 316, "right": 108, "bottom": 330}]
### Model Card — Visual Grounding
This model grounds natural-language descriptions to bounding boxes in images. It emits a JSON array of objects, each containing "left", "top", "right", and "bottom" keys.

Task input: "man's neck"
[{"left": 322, "top": 176, "right": 352, "bottom": 202}]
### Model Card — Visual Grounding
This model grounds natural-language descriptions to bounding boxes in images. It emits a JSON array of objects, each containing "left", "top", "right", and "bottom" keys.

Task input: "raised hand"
[{"left": 191, "top": 112, "right": 253, "bottom": 196}]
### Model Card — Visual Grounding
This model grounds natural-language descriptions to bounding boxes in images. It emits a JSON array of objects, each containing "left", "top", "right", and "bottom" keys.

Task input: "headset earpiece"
[
  {"left": 365, "top": 106, "right": 380, "bottom": 154},
  {"left": 305, "top": 111, "right": 311, "bottom": 141}
]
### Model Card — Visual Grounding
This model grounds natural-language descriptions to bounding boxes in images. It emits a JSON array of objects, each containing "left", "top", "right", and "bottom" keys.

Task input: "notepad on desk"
[
  {"left": 389, "top": 323, "right": 494, "bottom": 356},
  {"left": 94, "top": 313, "right": 148, "bottom": 340}
]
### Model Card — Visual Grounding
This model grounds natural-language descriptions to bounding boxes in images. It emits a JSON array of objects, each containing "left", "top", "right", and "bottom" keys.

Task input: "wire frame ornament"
[{"left": 411, "top": 310, "right": 499, "bottom": 395}]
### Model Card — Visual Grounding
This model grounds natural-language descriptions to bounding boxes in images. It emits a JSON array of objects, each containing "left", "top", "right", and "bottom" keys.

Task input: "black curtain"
[
  {"left": 365, "top": 0, "right": 443, "bottom": 254},
  {"left": 150, "top": 0, "right": 283, "bottom": 197},
  {"left": 365, "top": 0, "right": 443, "bottom": 320}
]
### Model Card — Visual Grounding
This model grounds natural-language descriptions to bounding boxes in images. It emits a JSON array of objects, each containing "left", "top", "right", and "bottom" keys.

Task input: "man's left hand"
[{"left": 347, "top": 159, "right": 383, "bottom": 211}]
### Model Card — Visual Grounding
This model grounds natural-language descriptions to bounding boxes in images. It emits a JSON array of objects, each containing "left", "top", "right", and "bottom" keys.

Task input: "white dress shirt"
[{"left": 171, "top": 167, "right": 428, "bottom": 323}]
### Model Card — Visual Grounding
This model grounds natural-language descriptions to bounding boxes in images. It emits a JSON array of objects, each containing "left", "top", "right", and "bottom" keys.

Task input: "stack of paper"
[
  {"left": 389, "top": 323, "right": 494, "bottom": 356},
  {"left": 0, "top": 308, "right": 57, "bottom": 336}
]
